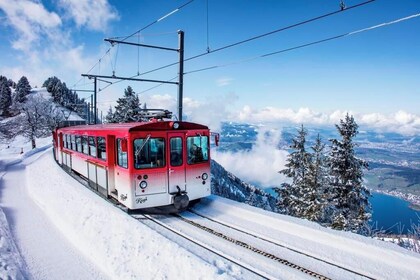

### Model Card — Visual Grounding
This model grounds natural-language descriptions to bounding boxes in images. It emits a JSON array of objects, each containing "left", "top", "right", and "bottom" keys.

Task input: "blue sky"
[{"left": 0, "top": 0, "right": 419, "bottom": 133}]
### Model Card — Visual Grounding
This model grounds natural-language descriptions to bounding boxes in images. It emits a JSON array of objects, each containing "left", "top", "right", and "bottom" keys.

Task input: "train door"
[{"left": 167, "top": 132, "right": 186, "bottom": 194}]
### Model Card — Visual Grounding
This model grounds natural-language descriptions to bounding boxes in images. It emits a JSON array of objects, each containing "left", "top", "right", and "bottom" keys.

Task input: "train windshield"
[
  {"left": 187, "top": 135, "right": 209, "bottom": 164},
  {"left": 134, "top": 137, "right": 165, "bottom": 169}
]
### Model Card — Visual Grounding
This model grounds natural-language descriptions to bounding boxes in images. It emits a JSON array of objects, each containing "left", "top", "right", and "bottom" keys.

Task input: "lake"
[
  {"left": 265, "top": 188, "right": 420, "bottom": 234},
  {"left": 370, "top": 192, "right": 420, "bottom": 234}
]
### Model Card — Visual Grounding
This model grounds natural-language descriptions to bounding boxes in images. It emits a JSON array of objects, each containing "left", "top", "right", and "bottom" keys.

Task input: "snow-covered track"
[
  {"left": 188, "top": 209, "right": 375, "bottom": 280},
  {"left": 174, "top": 213, "right": 331, "bottom": 280},
  {"left": 131, "top": 213, "right": 272, "bottom": 280}
]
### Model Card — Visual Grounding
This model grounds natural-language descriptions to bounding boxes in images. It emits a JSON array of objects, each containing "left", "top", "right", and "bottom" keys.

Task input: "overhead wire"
[
  {"left": 184, "top": 13, "right": 420, "bottom": 75},
  {"left": 128, "top": 0, "right": 376, "bottom": 79},
  {"left": 71, "top": 0, "right": 195, "bottom": 90}
]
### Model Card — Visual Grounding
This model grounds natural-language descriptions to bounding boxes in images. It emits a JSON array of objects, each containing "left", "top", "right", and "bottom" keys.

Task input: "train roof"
[{"left": 57, "top": 120, "right": 209, "bottom": 134}]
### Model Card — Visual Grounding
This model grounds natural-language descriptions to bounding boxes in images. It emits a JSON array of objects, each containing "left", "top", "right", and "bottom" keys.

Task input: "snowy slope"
[{"left": 1, "top": 138, "right": 420, "bottom": 279}]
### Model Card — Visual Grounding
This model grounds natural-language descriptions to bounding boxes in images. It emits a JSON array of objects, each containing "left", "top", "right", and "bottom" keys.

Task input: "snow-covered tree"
[
  {"left": 305, "top": 134, "right": 330, "bottom": 223},
  {"left": 14, "top": 76, "right": 32, "bottom": 104},
  {"left": 0, "top": 81, "right": 12, "bottom": 117},
  {"left": 275, "top": 125, "right": 311, "bottom": 217},
  {"left": 13, "top": 96, "right": 53, "bottom": 149},
  {"left": 105, "top": 106, "right": 114, "bottom": 123},
  {"left": 109, "top": 86, "right": 141, "bottom": 123},
  {"left": 328, "top": 114, "right": 371, "bottom": 233}
]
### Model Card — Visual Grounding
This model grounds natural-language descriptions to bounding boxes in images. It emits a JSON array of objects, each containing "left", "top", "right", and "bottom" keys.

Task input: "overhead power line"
[
  {"left": 132, "top": 0, "right": 376, "bottom": 78},
  {"left": 71, "top": 0, "right": 195, "bottom": 90},
  {"left": 184, "top": 13, "right": 420, "bottom": 75}
]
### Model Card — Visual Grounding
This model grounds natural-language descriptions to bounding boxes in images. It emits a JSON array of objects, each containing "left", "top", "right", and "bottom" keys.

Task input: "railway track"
[
  {"left": 187, "top": 209, "right": 375, "bottom": 280},
  {"left": 132, "top": 211, "right": 377, "bottom": 280}
]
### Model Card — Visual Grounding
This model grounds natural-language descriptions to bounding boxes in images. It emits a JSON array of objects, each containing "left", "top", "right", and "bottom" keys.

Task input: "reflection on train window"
[
  {"left": 134, "top": 137, "right": 165, "bottom": 169},
  {"left": 88, "top": 136, "right": 97, "bottom": 157},
  {"left": 71, "top": 135, "right": 76, "bottom": 151},
  {"left": 170, "top": 137, "right": 183, "bottom": 166},
  {"left": 82, "top": 136, "right": 89, "bottom": 155},
  {"left": 97, "top": 137, "right": 106, "bottom": 160},
  {"left": 76, "top": 136, "right": 82, "bottom": 152},
  {"left": 187, "top": 136, "right": 209, "bottom": 164},
  {"left": 117, "top": 138, "right": 128, "bottom": 168}
]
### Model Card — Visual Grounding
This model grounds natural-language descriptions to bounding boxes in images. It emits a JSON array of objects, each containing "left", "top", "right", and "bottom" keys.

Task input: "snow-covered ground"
[{"left": 1, "top": 136, "right": 420, "bottom": 279}]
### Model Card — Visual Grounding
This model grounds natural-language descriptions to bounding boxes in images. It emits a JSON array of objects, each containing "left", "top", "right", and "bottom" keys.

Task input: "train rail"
[{"left": 187, "top": 209, "right": 375, "bottom": 280}]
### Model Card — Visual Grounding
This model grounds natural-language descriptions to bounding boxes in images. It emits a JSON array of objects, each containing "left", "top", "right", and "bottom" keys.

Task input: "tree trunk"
[{"left": 31, "top": 138, "right": 36, "bottom": 149}]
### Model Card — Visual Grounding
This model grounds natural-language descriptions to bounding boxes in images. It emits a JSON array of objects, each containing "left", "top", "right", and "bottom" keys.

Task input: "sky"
[{"left": 0, "top": 0, "right": 419, "bottom": 134}]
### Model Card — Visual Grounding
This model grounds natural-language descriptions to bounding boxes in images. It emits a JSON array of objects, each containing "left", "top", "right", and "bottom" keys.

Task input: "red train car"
[{"left": 53, "top": 120, "right": 214, "bottom": 211}]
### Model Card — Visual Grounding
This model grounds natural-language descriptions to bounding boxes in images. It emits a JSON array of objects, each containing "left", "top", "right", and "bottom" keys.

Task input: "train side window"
[
  {"left": 71, "top": 135, "right": 76, "bottom": 151},
  {"left": 187, "top": 135, "right": 209, "bottom": 164},
  {"left": 88, "top": 136, "right": 97, "bottom": 157},
  {"left": 134, "top": 137, "right": 165, "bottom": 169},
  {"left": 170, "top": 137, "right": 183, "bottom": 166},
  {"left": 62, "top": 134, "right": 66, "bottom": 148},
  {"left": 117, "top": 138, "right": 128, "bottom": 168},
  {"left": 82, "top": 136, "right": 89, "bottom": 154},
  {"left": 97, "top": 137, "right": 106, "bottom": 160},
  {"left": 76, "top": 136, "right": 82, "bottom": 152}
]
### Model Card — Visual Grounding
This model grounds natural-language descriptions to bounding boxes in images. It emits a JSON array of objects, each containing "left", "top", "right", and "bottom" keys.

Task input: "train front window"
[
  {"left": 117, "top": 138, "right": 128, "bottom": 168},
  {"left": 134, "top": 137, "right": 165, "bottom": 169},
  {"left": 170, "top": 137, "right": 183, "bottom": 166},
  {"left": 187, "top": 135, "right": 209, "bottom": 164}
]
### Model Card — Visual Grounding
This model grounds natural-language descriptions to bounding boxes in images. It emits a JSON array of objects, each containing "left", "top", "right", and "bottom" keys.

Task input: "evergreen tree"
[
  {"left": 0, "top": 81, "right": 12, "bottom": 116},
  {"left": 105, "top": 106, "right": 115, "bottom": 123},
  {"left": 275, "top": 125, "right": 311, "bottom": 217},
  {"left": 14, "top": 76, "right": 32, "bottom": 104},
  {"left": 112, "top": 86, "right": 141, "bottom": 123},
  {"left": 305, "top": 134, "right": 330, "bottom": 223},
  {"left": 329, "top": 114, "right": 371, "bottom": 233}
]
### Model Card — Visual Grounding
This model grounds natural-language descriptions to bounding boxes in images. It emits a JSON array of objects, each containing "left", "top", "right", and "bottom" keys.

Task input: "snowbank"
[
  {"left": 26, "top": 150, "right": 232, "bottom": 280},
  {"left": 0, "top": 208, "right": 26, "bottom": 280}
]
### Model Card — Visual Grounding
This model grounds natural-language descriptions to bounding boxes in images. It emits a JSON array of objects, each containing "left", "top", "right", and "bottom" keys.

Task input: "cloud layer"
[
  {"left": 0, "top": 0, "right": 118, "bottom": 86},
  {"left": 213, "top": 127, "right": 289, "bottom": 188}
]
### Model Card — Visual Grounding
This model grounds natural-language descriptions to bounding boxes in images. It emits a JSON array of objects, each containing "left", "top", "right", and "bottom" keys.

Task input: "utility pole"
[
  {"left": 82, "top": 30, "right": 186, "bottom": 122},
  {"left": 178, "top": 30, "right": 184, "bottom": 121},
  {"left": 94, "top": 77, "right": 97, "bottom": 124}
]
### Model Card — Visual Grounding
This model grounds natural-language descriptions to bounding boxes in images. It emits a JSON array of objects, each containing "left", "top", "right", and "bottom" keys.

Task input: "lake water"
[
  {"left": 370, "top": 192, "right": 420, "bottom": 234},
  {"left": 265, "top": 188, "right": 420, "bottom": 234}
]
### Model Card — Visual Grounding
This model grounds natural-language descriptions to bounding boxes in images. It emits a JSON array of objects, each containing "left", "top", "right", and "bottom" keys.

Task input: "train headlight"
[
  {"left": 139, "top": 181, "right": 148, "bottom": 189},
  {"left": 172, "top": 122, "right": 180, "bottom": 129},
  {"left": 202, "top": 173, "right": 208, "bottom": 180}
]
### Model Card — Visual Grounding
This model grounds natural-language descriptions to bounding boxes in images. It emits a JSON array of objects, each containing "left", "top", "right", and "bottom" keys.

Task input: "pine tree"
[
  {"left": 0, "top": 81, "right": 12, "bottom": 116},
  {"left": 105, "top": 106, "right": 115, "bottom": 123},
  {"left": 14, "top": 76, "right": 32, "bottom": 104},
  {"left": 275, "top": 125, "right": 311, "bottom": 217},
  {"left": 305, "top": 134, "right": 330, "bottom": 223},
  {"left": 112, "top": 86, "right": 141, "bottom": 123},
  {"left": 329, "top": 114, "right": 371, "bottom": 232}
]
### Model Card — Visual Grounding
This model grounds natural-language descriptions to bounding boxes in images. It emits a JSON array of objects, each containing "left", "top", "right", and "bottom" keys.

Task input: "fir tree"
[
  {"left": 275, "top": 125, "right": 311, "bottom": 217},
  {"left": 112, "top": 86, "right": 141, "bottom": 123},
  {"left": 14, "top": 76, "right": 32, "bottom": 104},
  {"left": 0, "top": 81, "right": 12, "bottom": 116},
  {"left": 305, "top": 134, "right": 330, "bottom": 223},
  {"left": 105, "top": 106, "right": 115, "bottom": 123},
  {"left": 329, "top": 114, "right": 371, "bottom": 233}
]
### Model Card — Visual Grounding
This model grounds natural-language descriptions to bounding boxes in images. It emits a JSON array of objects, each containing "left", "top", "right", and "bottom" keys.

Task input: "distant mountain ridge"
[{"left": 211, "top": 159, "right": 278, "bottom": 212}]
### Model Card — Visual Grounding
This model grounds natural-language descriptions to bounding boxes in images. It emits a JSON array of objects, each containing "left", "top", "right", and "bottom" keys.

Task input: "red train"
[{"left": 52, "top": 120, "right": 217, "bottom": 212}]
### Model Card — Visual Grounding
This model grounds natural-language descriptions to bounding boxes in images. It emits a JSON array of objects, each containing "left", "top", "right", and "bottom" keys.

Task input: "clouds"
[
  {"left": 58, "top": 0, "right": 118, "bottom": 31},
  {"left": 0, "top": 0, "right": 117, "bottom": 86},
  {"left": 213, "top": 127, "right": 289, "bottom": 188},
  {"left": 236, "top": 106, "right": 420, "bottom": 136},
  {"left": 0, "top": 0, "right": 62, "bottom": 51}
]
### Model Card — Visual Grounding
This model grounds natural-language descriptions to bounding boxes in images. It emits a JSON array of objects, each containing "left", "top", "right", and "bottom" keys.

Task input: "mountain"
[{"left": 211, "top": 159, "right": 278, "bottom": 212}]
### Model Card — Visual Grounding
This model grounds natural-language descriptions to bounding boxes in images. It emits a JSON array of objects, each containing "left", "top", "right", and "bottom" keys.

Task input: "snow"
[{"left": 0, "top": 135, "right": 420, "bottom": 279}]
